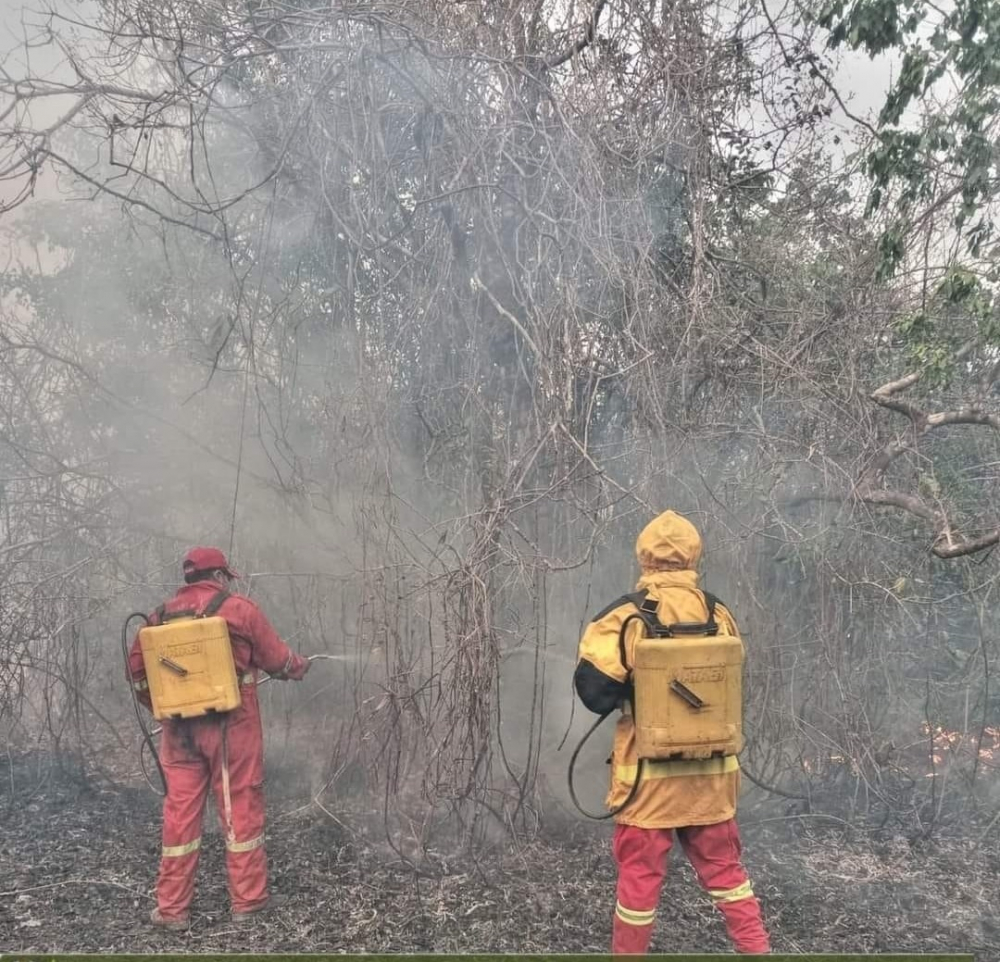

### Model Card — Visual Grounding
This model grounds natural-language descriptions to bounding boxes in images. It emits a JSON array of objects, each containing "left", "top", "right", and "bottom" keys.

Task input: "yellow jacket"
[{"left": 574, "top": 511, "right": 742, "bottom": 828}]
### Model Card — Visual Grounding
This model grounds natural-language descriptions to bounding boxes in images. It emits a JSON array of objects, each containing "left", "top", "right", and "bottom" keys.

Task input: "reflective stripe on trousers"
[
  {"left": 710, "top": 879, "right": 755, "bottom": 903},
  {"left": 162, "top": 837, "right": 201, "bottom": 858},
  {"left": 611, "top": 821, "right": 770, "bottom": 955},
  {"left": 227, "top": 834, "right": 265, "bottom": 853}
]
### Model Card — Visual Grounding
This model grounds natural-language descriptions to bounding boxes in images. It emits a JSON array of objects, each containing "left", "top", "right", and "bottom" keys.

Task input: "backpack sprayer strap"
[
  {"left": 201, "top": 589, "right": 230, "bottom": 617},
  {"left": 618, "top": 589, "right": 721, "bottom": 671},
  {"left": 155, "top": 589, "right": 230, "bottom": 624},
  {"left": 617, "top": 588, "right": 722, "bottom": 713},
  {"left": 616, "top": 589, "right": 651, "bottom": 673}
]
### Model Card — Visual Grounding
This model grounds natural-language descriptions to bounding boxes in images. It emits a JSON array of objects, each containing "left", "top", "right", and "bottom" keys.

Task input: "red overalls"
[
  {"left": 612, "top": 821, "right": 770, "bottom": 954},
  {"left": 128, "top": 580, "right": 307, "bottom": 922}
]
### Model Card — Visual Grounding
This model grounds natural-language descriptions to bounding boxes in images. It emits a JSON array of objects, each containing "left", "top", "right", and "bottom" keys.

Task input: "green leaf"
[{"left": 875, "top": 226, "right": 906, "bottom": 281}]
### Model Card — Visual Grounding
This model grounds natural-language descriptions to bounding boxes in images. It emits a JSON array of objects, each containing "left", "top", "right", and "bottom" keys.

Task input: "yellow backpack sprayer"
[
  {"left": 568, "top": 588, "right": 743, "bottom": 819},
  {"left": 132, "top": 590, "right": 241, "bottom": 720},
  {"left": 121, "top": 592, "right": 335, "bottom": 795}
]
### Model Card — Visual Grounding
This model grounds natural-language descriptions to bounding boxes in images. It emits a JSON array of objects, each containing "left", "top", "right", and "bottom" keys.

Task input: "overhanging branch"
[
  {"left": 544, "top": 0, "right": 609, "bottom": 70},
  {"left": 851, "top": 339, "right": 1000, "bottom": 559}
]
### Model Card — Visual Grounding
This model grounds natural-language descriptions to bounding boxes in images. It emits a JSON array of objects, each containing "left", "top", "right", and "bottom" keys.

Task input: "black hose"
[
  {"left": 567, "top": 710, "right": 643, "bottom": 821},
  {"left": 121, "top": 612, "right": 167, "bottom": 796},
  {"left": 567, "top": 611, "right": 645, "bottom": 820}
]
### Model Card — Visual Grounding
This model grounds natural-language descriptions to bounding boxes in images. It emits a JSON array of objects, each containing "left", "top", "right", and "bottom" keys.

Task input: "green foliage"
[
  {"left": 875, "top": 225, "right": 906, "bottom": 281},
  {"left": 909, "top": 342, "right": 955, "bottom": 387},
  {"left": 879, "top": 49, "right": 929, "bottom": 126},
  {"left": 892, "top": 267, "right": 1000, "bottom": 383},
  {"left": 938, "top": 267, "right": 986, "bottom": 311},
  {"left": 818, "top": 0, "right": 910, "bottom": 55},
  {"left": 895, "top": 309, "right": 932, "bottom": 340},
  {"left": 818, "top": 0, "right": 1000, "bottom": 274}
]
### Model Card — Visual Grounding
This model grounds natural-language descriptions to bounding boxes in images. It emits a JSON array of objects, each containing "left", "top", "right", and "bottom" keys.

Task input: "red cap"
[{"left": 182, "top": 546, "right": 240, "bottom": 578}]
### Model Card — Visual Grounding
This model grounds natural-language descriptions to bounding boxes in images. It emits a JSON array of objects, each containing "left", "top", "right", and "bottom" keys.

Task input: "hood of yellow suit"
[{"left": 635, "top": 510, "right": 702, "bottom": 573}]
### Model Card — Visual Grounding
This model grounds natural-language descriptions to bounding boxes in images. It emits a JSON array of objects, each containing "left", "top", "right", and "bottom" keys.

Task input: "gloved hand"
[{"left": 283, "top": 653, "right": 311, "bottom": 681}]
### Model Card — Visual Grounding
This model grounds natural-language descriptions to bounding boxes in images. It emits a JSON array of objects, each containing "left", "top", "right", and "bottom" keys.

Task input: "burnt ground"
[{"left": 1, "top": 755, "right": 999, "bottom": 957}]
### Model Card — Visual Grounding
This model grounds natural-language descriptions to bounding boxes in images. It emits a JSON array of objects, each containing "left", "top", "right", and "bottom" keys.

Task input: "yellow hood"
[{"left": 635, "top": 510, "right": 702, "bottom": 572}]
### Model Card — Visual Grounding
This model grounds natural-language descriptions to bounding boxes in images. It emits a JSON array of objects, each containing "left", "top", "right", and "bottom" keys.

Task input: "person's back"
[
  {"left": 145, "top": 577, "right": 308, "bottom": 681},
  {"left": 127, "top": 547, "right": 310, "bottom": 930},
  {"left": 574, "top": 510, "right": 770, "bottom": 955}
]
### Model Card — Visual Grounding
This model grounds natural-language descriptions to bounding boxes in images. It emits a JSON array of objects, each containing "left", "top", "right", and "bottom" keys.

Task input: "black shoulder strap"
[
  {"left": 201, "top": 590, "right": 230, "bottom": 618},
  {"left": 657, "top": 589, "right": 720, "bottom": 636},
  {"left": 591, "top": 589, "right": 648, "bottom": 623},
  {"left": 153, "top": 590, "right": 230, "bottom": 624},
  {"left": 616, "top": 590, "right": 651, "bottom": 673},
  {"left": 632, "top": 591, "right": 662, "bottom": 631},
  {"left": 703, "top": 590, "right": 719, "bottom": 629},
  {"left": 614, "top": 588, "right": 726, "bottom": 671}
]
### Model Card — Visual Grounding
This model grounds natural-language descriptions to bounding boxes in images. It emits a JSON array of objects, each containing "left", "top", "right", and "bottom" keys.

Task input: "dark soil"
[{"left": 1, "top": 754, "right": 997, "bottom": 956}]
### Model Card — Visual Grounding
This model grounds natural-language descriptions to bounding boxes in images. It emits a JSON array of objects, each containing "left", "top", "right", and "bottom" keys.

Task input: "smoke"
[{"left": 1, "top": 0, "right": 998, "bottom": 859}]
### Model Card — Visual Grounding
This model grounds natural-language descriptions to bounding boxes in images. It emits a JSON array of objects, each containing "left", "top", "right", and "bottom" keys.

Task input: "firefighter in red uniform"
[
  {"left": 574, "top": 511, "right": 770, "bottom": 955},
  {"left": 128, "top": 546, "right": 310, "bottom": 930}
]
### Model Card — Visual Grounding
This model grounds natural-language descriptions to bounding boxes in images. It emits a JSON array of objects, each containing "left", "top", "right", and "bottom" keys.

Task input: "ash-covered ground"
[{"left": 1, "top": 753, "right": 997, "bottom": 956}]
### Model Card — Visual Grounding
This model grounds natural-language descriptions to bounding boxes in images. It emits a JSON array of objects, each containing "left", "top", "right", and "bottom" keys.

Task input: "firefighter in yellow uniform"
[{"left": 574, "top": 510, "right": 770, "bottom": 954}]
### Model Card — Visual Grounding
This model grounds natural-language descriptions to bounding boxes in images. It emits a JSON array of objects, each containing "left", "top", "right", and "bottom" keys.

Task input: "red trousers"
[
  {"left": 155, "top": 696, "right": 268, "bottom": 920},
  {"left": 611, "top": 821, "right": 770, "bottom": 954}
]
